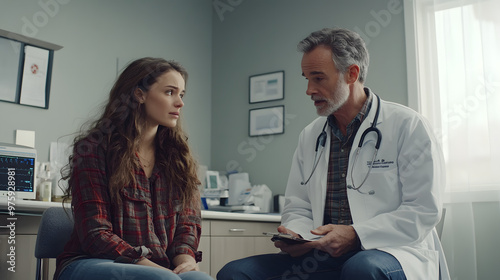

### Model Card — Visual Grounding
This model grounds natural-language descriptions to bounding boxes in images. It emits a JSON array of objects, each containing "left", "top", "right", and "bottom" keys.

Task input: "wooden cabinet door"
[{"left": 208, "top": 220, "right": 280, "bottom": 278}]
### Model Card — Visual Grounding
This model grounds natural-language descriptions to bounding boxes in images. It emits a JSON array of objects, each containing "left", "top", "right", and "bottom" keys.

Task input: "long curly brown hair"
[{"left": 62, "top": 57, "right": 200, "bottom": 209}]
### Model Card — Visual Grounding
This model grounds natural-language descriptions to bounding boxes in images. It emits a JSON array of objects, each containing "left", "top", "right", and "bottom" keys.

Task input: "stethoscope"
[{"left": 301, "top": 94, "right": 382, "bottom": 195}]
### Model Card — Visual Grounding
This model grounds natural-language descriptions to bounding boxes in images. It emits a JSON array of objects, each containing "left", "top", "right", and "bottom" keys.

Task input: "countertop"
[{"left": 0, "top": 199, "right": 281, "bottom": 223}]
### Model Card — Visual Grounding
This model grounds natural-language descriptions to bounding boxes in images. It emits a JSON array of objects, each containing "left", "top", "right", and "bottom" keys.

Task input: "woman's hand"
[
  {"left": 172, "top": 254, "right": 199, "bottom": 274},
  {"left": 135, "top": 258, "right": 173, "bottom": 272}
]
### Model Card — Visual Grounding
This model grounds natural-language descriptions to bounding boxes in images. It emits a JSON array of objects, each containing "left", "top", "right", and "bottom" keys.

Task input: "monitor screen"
[{"left": 0, "top": 143, "right": 36, "bottom": 200}]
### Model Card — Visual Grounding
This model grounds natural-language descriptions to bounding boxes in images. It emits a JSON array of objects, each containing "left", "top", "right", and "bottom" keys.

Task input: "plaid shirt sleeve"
[
  {"left": 70, "top": 138, "right": 144, "bottom": 260},
  {"left": 167, "top": 192, "right": 203, "bottom": 262}
]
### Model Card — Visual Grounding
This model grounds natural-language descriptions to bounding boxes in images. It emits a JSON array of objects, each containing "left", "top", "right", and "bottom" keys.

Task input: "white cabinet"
[
  {"left": 198, "top": 220, "right": 211, "bottom": 274},
  {"left": 0, "top": 214, "right": 42, "bottom": 280},
  {"left": 207, "top": 220, "right": 281, "bottom": 278}
]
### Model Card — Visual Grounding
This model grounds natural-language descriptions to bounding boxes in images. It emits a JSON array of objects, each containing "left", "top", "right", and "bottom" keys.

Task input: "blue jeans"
[
  {"left": 58, "top": 258, "right": 214, "bottom": 280},
  {"left": 217, "top": 249, "right": 406, "bottom": 280}
]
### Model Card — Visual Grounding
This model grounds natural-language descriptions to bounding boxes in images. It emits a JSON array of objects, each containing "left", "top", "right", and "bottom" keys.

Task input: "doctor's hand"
[
  {"left": 310, "top": 224, "right": 361, "bottom": 257},
  {"left": 273, "top": 225, "right": 314, "bottom": 257}
]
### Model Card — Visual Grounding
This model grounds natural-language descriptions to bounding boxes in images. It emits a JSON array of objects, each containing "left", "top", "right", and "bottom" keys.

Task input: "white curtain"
[{"left": 405, "top": 0, "right": 500, "bottom": 279}]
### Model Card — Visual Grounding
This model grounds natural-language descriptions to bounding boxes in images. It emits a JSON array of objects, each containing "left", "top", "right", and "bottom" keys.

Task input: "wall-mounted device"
[{"left": 0, "top": 142, "right": 37, "bottom": 200}]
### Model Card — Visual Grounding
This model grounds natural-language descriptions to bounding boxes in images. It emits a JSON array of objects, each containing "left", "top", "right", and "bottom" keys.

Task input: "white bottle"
[{"left": 38, "top": 163, "right": 52, "bottom": 202}]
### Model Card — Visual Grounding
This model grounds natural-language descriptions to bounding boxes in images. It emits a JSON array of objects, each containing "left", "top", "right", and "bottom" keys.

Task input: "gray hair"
[{"left": 297, "top": 28, "right": 370, "bottom": 83}]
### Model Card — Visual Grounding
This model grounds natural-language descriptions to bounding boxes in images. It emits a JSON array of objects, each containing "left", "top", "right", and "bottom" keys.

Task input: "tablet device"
[{"left": 263, "top": 232, "right": 311, "bottom": 245}]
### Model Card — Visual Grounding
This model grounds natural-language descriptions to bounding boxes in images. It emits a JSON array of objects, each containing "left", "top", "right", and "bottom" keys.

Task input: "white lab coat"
[{"left": 282, "top": 93, "right": 450, "bottom": 280}]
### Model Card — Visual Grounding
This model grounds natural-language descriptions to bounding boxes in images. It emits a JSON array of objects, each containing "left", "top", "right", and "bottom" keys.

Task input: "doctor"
[{"left": 217, "top": 28, "right": 450, "bottom": 280}]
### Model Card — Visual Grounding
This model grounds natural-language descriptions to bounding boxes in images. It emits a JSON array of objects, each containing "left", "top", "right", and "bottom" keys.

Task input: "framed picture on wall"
[
  {"left": 249, "top": 105, "right": 284, "bottom": 137},
  {"left": 0, "top": 28, "right": 62, "bottom": 109},
  {"left": 249, "top": 70, "right": 284, "bottom": 104}
]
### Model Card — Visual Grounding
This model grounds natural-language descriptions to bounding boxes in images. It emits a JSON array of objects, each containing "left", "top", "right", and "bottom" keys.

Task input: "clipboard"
[{"left": 263, "top": 232, "right": 311, "bottom": 245}]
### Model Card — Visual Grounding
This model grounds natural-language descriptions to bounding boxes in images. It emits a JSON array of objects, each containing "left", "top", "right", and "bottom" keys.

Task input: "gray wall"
[
  {"left": 211, "top": 0, "right": 407, "bottom": 195},
  {"left": 0, "top": 0, "right": 212, "bottom": 166}
]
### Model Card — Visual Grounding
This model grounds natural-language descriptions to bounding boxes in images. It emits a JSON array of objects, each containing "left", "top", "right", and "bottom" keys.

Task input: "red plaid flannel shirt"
[{"left": 55, "top": 136, "right": 202, "bottom": 277}]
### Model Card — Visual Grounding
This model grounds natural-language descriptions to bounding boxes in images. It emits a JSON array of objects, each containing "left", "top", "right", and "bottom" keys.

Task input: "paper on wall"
[
  {"left": 20, "top": 45, "right": 49, "bottom": 107},
  {"left": 15, "top": 129, "right": 35, "bottom": 148}
]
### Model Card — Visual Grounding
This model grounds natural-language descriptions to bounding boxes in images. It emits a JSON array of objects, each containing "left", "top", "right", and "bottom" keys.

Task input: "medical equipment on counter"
[
  {"left": 0, "top": 142, "right": 37, "bottom": 200},
  {"left": 228, "top": 172, "right": 251, "bottom": 206}
]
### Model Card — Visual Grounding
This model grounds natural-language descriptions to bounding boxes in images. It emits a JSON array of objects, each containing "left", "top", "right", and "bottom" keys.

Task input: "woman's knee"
[{"left": 60, "top": 258, "right": 184, "bottom": 280}]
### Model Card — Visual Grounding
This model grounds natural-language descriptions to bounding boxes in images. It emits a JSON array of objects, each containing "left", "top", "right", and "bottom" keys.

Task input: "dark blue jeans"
[{"left": 217, "top": 249, "right": 406, "bottom": 280}]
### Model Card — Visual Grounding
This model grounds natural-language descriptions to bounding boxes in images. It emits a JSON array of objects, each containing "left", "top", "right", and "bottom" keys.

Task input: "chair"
[{"left": 35, "top": 207, "right": 74, "bottom": 280}]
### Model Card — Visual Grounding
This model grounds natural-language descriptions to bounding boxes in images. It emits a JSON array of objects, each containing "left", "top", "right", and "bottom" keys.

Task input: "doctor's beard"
[{"left": 315, "top": 77, "right": 350, "bottom": 116}]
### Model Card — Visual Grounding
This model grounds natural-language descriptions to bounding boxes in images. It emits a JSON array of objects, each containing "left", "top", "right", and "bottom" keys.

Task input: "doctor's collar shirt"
[{"left": 323, "top": 88, "right": 373, "bottom": 225}]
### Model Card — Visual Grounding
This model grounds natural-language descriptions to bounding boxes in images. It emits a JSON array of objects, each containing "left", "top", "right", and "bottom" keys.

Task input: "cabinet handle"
[{"left": 229, "top": 228, "right": 246, "bottom": 232}]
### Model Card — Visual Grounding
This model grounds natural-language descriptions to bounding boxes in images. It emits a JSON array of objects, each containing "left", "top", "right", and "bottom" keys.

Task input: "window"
[{"left": 405, "top": 0, "right": 500, "bottom": 193}]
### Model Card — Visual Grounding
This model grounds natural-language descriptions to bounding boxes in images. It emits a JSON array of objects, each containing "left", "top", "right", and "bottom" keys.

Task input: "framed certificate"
[
  {"left": 249, "top": 105, "right": 284, "bottom": 137},
  {"left": 249, "top": 71, "right": 284, "bottom": 104}
]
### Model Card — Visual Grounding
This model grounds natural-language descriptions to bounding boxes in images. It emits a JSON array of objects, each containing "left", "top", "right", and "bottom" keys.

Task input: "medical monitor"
[{"left": 0, "top": 142, "right": 36, "bottom": 200}]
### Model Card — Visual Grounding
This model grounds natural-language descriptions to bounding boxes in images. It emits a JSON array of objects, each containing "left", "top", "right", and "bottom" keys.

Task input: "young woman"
[{"left": 55, "top": 58, "right": 213, "bottom": 280}]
